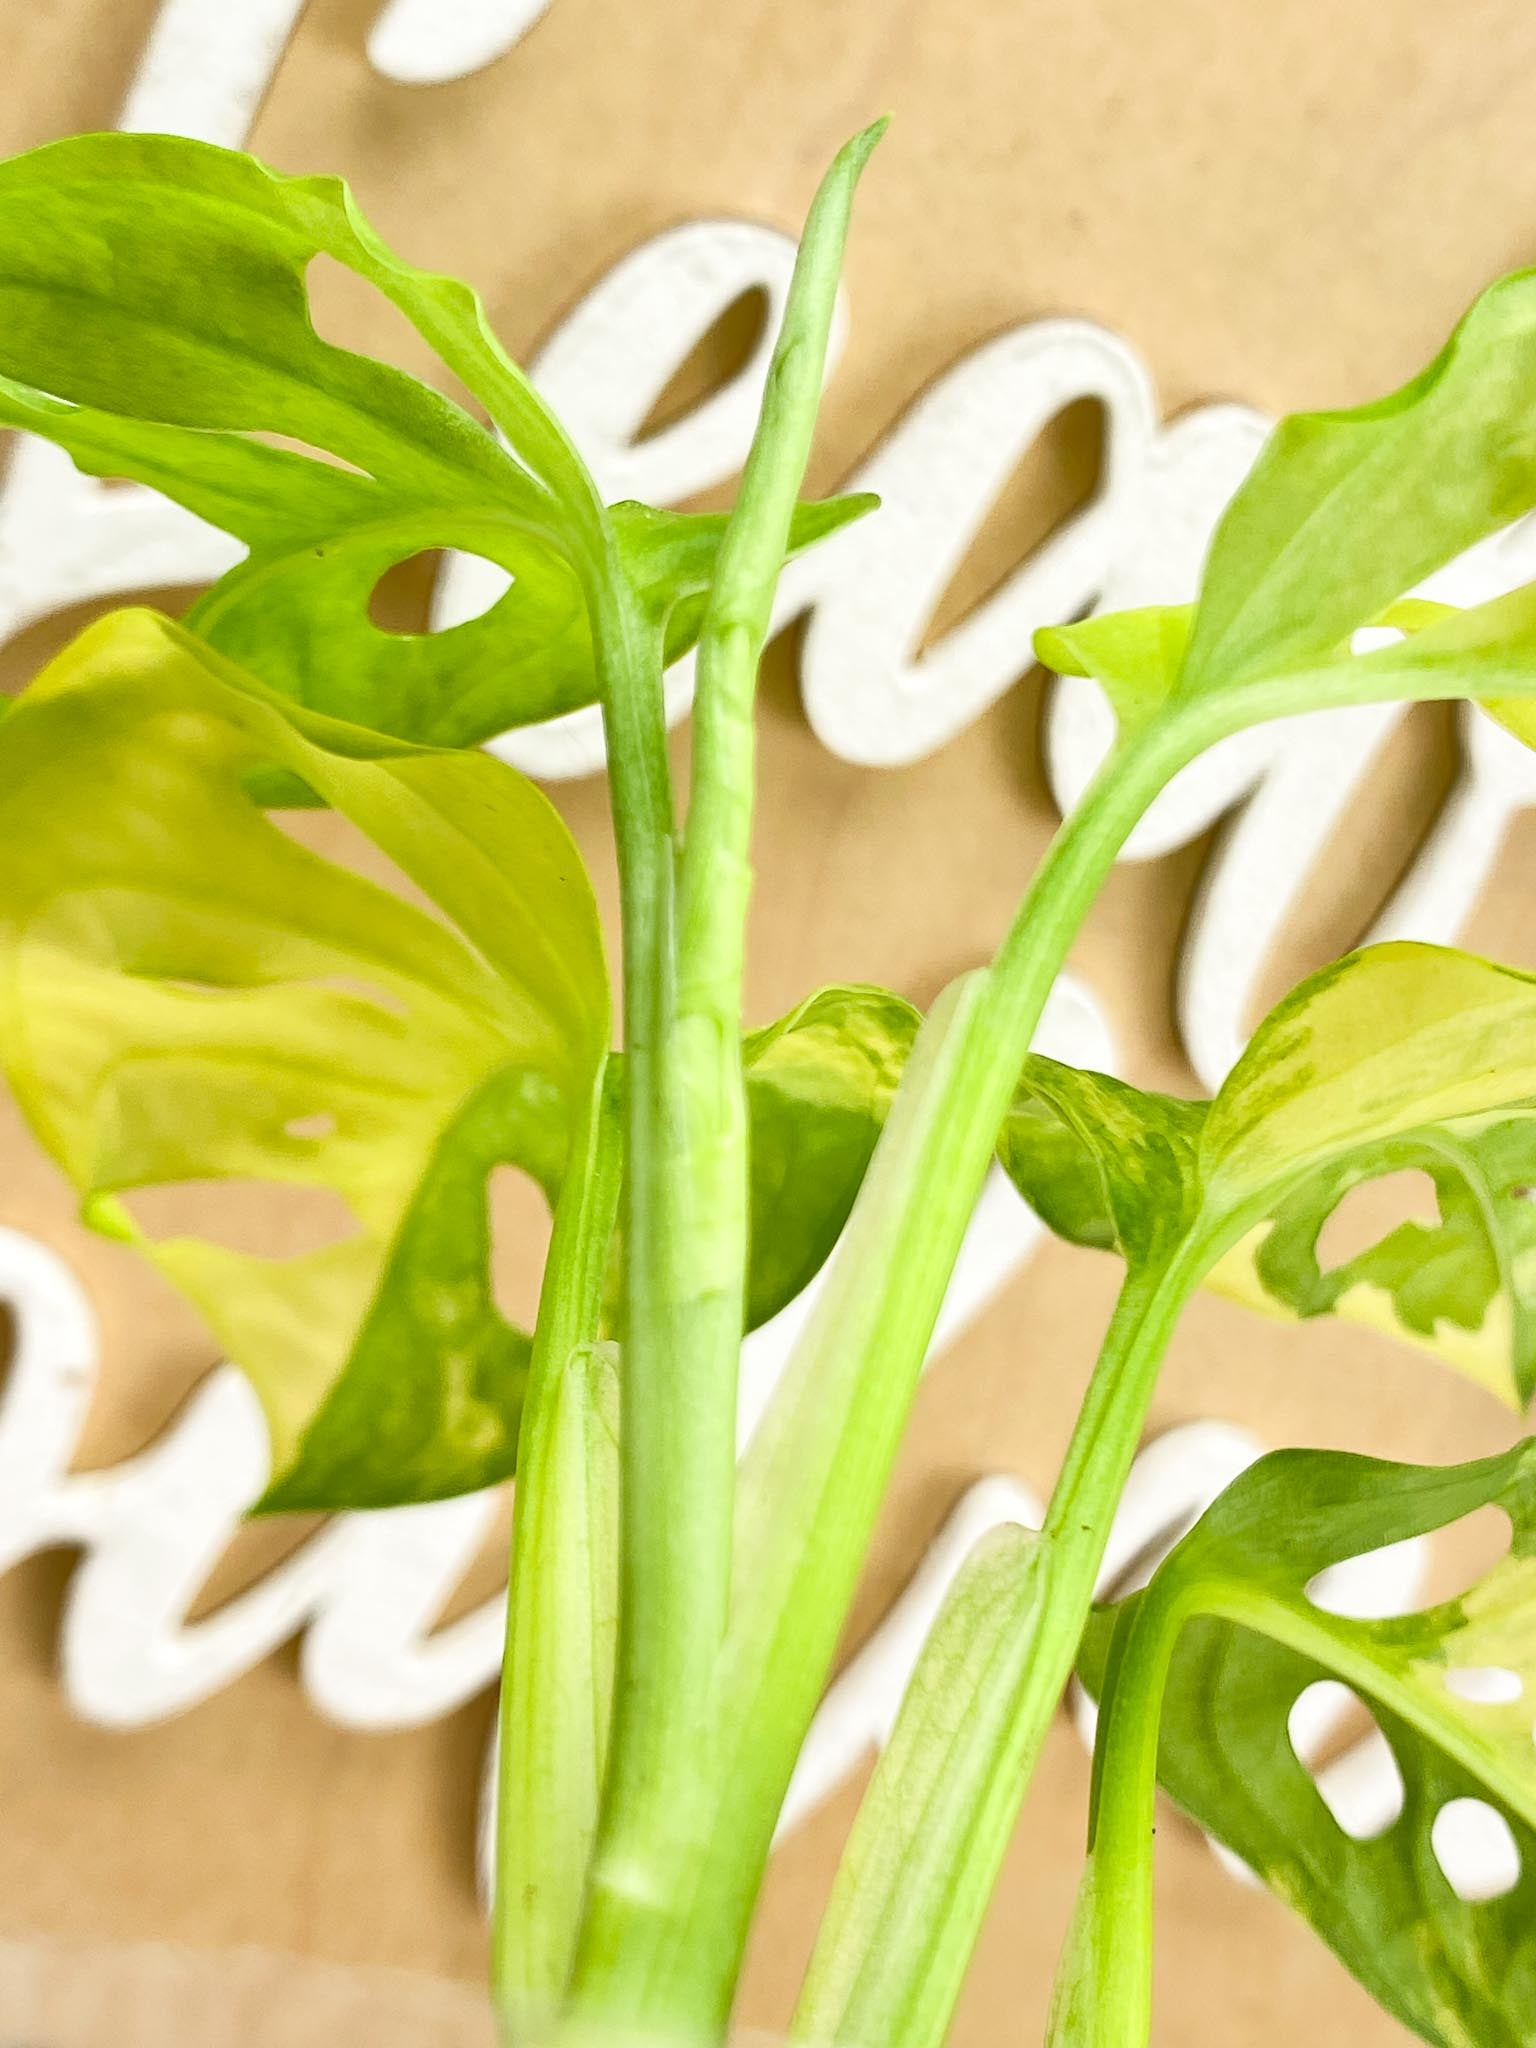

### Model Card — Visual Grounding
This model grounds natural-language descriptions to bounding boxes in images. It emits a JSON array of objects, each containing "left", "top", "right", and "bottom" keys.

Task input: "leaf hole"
[
  {"left": 245, "top": 429, "right": 371, "bottom": 478},
  {"left": 1306, "top": 1505, "right": 1511, "bottom": 1616},
  {"left": 283, "top": 1112, "right": 338, "bottom": 1143},
  {"left": 486, "top": 1165, "right": 553, "bottom": 1330},
  {"left": 918, "top": 397, "right": 1106, "bottom": 656},
  {"left": 1445, "top": 1666, "right": 1524, "bottom": 1705},
  {"left": 362, "top": 548, "right": 447, "bottom": 634},
  {"left": 304, "top": 252, "right": 436, "bottom": 382},
  {"left": 1288, "top": 1682, "right": 1405, "bottom": 1840},
  {"left": 270, "top": 808, "right": 445, "bottom": 926},
  {"left": 118, "top": 1179, "right": 361, "bottom": 1259},
  {"left": 368, "top": 550, "right": 512, "bottom": 632},
  {"left": 1316, "top": 1167, "right": 1440, "bottom": 1272},
  {"left": 1432, "top": 1798, "right": 1522, "bottom": 1901},
  {"left": 1305, "top": 1534, "right": 1430, "bottom": 1620},
  {"left": 635, "top": 285, "right": 772, "bottom": 444},
  {"left": 1424, "top": 1503, "right": 1515, "bottom": 1606}
]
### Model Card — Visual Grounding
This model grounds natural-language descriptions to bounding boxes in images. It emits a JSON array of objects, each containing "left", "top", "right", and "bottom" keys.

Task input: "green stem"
[
  {"left": 1046, "top": 1587, "right": 1184, "bottom": 2048},
  {"left": 566, "top": 709, "right": 1204, "bottom": 2039},
  {"left": 577, "top": 549, "right": 697, "bottom": 1951},
  {"left": 792, "top": 1249, "right": 1207, "bottom": 2048},
  {"left": 568, "top": 125, "right": 884, "bottom": 2030},
  {"left": 493, "top": 1061, "right": 624, "bottom": 2038}
]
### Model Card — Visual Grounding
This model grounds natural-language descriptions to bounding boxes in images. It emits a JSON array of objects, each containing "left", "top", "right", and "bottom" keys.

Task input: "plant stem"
[
  {"left": 568, "top": 125, "right": 883, "bottom": 2025},
  {"left": 1044, "top": 1587, "right": 1183, "bottom": 2048},
  {"left": 579, "top": 552, "right": 691, "bottom": 1913},
  {"left": 792, "top": 1248, "right": 1207, "bottom": 2048},
  {"left": 493, "top": 1061, "right": 624, "bottom": 2038},
  {"left": 565, "top": 709, "right": 1204, "bottom": 2039}
]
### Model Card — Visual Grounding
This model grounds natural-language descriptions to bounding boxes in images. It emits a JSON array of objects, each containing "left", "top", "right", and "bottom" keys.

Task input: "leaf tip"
[
  {"left": 848, "top": 114, "right": 892, "bottom": 164},
  {"left": 1033, "top": 623, "right": 1085, "bottom": 675}
]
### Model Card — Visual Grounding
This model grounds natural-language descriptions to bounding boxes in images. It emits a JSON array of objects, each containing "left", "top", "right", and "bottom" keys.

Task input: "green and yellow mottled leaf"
[
  {"left": 1080, "top": 1442, "right": 1536, "bottom": 2048},
  {"left": 998, "top": 944, "right": 1536, "bottom": 1407},
  {"left": 743, "top": 985, "right": 921, "bottom": 1329},
  {"left": 0, "top": 607, "right": 608, "bottom": 1509},
  {"left": 997, "top": 1059, "right": 1204, "bottom": 1270}
]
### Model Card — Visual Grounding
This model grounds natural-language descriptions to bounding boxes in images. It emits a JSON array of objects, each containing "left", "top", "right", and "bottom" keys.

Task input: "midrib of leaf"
[{"left": 1200, "top": 1573, "right": 1536, "bottom": 1827}]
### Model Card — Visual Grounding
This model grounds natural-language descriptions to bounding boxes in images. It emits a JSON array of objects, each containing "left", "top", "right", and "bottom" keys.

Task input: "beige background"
[{"left": 2, "top": 0, "right": 1535, "bottom": 2041}]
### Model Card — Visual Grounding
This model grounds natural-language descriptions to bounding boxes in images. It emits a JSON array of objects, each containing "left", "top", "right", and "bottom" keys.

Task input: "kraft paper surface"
[{"left": 1, "top": 3, "right": 1534, "bottom": 2042}]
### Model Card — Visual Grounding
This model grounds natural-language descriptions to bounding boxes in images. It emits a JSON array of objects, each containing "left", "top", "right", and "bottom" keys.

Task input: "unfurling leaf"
[
  {"left": 1079, "top": 1441, "right": 1536, "bottom": 2048},
  {"left": 1036, "top": 270, "right": 1536, "bottom": 746},
  {"left": 0, "top": 608, "right": 608, "bottom": 1509},
  {"left": 1182, "top": 271, "right": 1536, "bottom": 693},
  {"left": 743, "top": 985, "right": 920, "bottom": 1328},
  {"left": 0, "top": 132, "right": 872, "bottom": 753},
  {"left": 1000, "top": 943, "right": 1536, "bottom": 1407}
]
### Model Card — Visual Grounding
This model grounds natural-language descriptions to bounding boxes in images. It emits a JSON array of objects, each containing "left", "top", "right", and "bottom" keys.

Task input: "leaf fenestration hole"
[
  {"left": 1316, "top": 1168, "right": 1440, "bottom": 1271},
  {"left": 1306, "top": 1506, "right": 1511, "bottom": 1616},
  {"left": 284, "top": 1112, "right": 338, "bottom": 1143},
  {"left": 368, "top": 551, "right": 512, "bottom": 633},
  {"left": 246, "top": 429, "right": 371, "bottom": 478},
  {"left": 272, "top": 807, "right": 443, "bottom": 925},
  {"left": 304, "top": 252, "right": 436, "bottom": 382},
  {"left": 1432, "top": 1798, "right": 1522, "bottom": 1901},
  {"left": 1426, "top": 1503, "right": 1515, "bottom": 1606},
  {"left": 119, "top": 1179, "right": 361, "bottom": 1258},
  {"left": 635, "top": 286, "right": 771, "bottom": 444},
  {"left": 486, "top": 1165, "right": 553, "bottom": 1330},
  {"left": 918, "top": 397, "right": 1106, "bottom": 656},
  {"left": 1445, "top": 1665, "right": 1525, "bottom": 1705},
  {"left": 1306, "top": 1534, "right": 1428, "bottom": 1620},
  {"left": 1288, "top": 1682, "right": 1405, "bottom": 1840},
  {"left": 270, "top": 809, "right": 501, "bottom": 991}
]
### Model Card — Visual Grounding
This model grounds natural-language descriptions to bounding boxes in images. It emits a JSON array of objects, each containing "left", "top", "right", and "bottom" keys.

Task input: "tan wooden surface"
[{"left": 1, "top": 2, "right": 1534, "bottom": 2040}]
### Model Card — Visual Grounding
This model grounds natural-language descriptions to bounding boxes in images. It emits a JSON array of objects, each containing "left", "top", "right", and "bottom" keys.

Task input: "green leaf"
[
  {"left": 998, "top": 944, "right": 1536, "bottom": 1408},
  {"left": 1080, "top": 1440, "right": 1536, "bottom": 2048},
  {"left": 1034, "top": 273, "right": 1536, "bottom": 746},
  {"left": 1182, "top": 270, "right": 1536, "bottom": 694},
  {"left": 0, "top": 131, "right": 873, "bottom": 750},
  {"left": 0, "top": 132, "right": 587, "bottom": 505},
  {"left": 1033, "top": 605, "right": 1193, "bottom": 738},
  {"left": 0, "top": 608, "right": 608, "bottom": 1509},
  {"left": 187, "top": 493, "right": 873, "bottom": 763},
  {"left": 997, "top": 1059, "right": 1204, "bottom": 1269},
  {"left": 743, "top": 984, "right": 920, "bottom": 1329}
]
